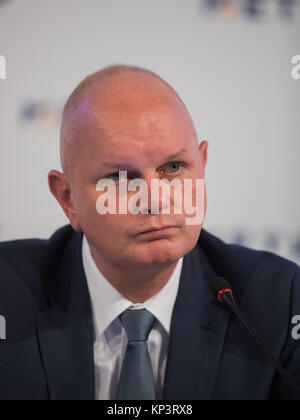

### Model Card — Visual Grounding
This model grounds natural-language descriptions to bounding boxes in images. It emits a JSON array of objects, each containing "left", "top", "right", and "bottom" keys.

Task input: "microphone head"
[{"left": 209, "top": 276, "right": 232, "bottom": 301}]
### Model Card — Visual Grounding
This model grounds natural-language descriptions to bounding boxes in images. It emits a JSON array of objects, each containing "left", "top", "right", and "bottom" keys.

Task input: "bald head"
[
  {"left": 50, "top": 65, "right": 207, "bottom": 271},
  {"left": 60, "top": 64, "right": 197, "bottom": 179}
]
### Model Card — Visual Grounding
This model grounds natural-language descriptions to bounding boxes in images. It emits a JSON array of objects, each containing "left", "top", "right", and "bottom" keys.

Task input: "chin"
[{"left": 131, "top": 237, "right": 192, "bottom": 267}]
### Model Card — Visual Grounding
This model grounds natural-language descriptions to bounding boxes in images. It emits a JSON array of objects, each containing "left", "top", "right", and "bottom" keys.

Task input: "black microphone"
[{"left": 209, "top": 276, "right": 300, "bottom": 400}]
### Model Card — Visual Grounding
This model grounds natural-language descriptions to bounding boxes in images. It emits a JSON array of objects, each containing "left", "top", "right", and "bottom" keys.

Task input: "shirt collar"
[{"left": 82, "top": 235, "right": 183, "bottom": 338}]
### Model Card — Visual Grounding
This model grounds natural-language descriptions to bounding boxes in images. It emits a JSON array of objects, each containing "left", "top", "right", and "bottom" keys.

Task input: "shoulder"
[
  {"left": 198, "top": 228, "right": 299, "bottom": 304},
  {"left": 0, "top": 224, "right": 75, "bottom": 270},
  {"left": 198, "top": 229, "right": 300, "bottom": 352},
  {"left": 0, "top": 225, "right": 76, "bottom": 314}
]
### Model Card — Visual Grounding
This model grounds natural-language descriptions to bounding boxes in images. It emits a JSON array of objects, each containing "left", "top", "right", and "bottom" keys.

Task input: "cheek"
[
  {"left": 83, "top": 214, "right": 132, "bottom": 255},
  {"left": 77, "top": 195, "right": 99, "bottom": 223},
  {"left": 75, "top": 186, "right": 118, "bottom": 221},
  {"left": 180, "top": 179, "right": 204, "bottom": 213},
  {"left": 90, "top": 213, "right": 128, "bottom": 229},
  {"left": 182, "top": 224, "right": 202, "bottom": 243}
]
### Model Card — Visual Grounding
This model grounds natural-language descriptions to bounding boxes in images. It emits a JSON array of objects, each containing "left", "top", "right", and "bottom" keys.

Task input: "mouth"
[{"left": 138, "top": 226, "right": 179, "bottom": 236}]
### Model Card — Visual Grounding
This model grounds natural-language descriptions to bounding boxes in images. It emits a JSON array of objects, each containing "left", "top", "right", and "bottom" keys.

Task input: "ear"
[
  {"left": 199, "top": 140, "right": 208, "bottom": 168},
  {"left": 48, "top": 170, "right": 82, "bottom": 232}
]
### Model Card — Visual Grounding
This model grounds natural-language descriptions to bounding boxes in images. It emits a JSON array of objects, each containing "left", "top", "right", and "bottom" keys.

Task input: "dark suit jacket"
[{"left": 0, "top": 225, "right": 299, "bottom": 400}]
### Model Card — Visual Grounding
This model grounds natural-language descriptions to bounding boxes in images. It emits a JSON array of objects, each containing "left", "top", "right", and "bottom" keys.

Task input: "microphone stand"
[{"left": 222, "top": 292, "right": 300, "bottom": 399}]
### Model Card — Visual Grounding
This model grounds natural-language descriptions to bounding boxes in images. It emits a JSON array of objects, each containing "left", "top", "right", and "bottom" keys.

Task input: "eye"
[
  {"left": 164, "top": 162, "right": 185, "bottom": 175},
  {"left": 106, "top": 172, "right": 136, "bottom": 182},
  {"left": 107, "top": 172, "right": 120, "bottom": 181}
]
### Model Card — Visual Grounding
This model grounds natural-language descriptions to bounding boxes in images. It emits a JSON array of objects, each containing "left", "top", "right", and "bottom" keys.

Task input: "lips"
[{"left": 138, "top": 226, "right": 177, "bottom": 235}]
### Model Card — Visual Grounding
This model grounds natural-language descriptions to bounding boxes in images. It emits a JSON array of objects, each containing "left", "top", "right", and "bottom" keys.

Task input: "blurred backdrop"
[{"left": 0, "top": 0, "right": 299, "bottom": 263}]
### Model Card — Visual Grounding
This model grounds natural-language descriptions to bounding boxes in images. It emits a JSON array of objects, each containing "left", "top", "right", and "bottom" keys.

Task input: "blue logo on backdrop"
[
  {"left": 202, "top": 0, "right": 299, "bottom": 20},
  {"left": 19, "top": 99, "right": 63, "bottom": 131}
]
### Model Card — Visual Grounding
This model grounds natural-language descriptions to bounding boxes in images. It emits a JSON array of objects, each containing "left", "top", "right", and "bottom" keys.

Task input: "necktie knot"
[{"left": 119, "top": 308, "right": 156, "bottom": 342}]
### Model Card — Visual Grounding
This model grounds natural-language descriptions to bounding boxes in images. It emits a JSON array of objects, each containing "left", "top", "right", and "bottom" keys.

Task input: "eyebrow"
[{"left": 101, "top": 148, "right": 189, "bottom": 171}]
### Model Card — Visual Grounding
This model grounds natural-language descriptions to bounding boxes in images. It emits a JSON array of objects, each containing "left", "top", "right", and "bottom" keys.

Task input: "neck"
[{"left": 89, "top": 245, "right": 179, "bottom": 303}]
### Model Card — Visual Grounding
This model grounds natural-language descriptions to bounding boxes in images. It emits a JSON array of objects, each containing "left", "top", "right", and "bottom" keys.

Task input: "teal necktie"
[{"left": 116, "top": 308, "right": 156, "bottom": 400}]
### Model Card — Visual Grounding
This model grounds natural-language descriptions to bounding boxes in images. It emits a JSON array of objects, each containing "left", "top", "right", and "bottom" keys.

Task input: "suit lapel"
[
  {"left": 163, "top": 243, "right": 231, "bottom": 400},
  {"left": 36, "top": 230, "right": 95, "bottom": 400},
  {"left": 35, "top": 225, "right": 231, "bottom": 400}
]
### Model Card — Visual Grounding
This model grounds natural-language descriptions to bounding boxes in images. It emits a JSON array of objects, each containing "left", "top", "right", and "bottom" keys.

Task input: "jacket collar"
[
  {"left": 162, "top": 240, "right": 231, "bottom": 400},
  {"left": 36, "top": 229, "right": 95, "bottom": 400},
  {"left": 37, "top": 226, "right": 230, "bottom": 400}
]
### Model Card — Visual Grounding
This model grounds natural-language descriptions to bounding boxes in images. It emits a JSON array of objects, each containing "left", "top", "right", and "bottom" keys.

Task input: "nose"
[{"left": 142, "top": 175, "right": 171, "bottom": 215}]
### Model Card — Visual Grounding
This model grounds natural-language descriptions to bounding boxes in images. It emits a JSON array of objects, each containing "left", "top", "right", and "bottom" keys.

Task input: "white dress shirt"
[{"left": 82, "top": 235, "right": 183, "bottom": 400}]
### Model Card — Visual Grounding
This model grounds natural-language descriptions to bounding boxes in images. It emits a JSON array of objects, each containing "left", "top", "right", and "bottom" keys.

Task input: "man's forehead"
[
  {"left": 73, "top": 96, "right": 198, "bottom": 171},
  {"left": 72, "top": 95, "right": 193, "bottom": 145},
  {"left": 86, "top": 120, "right": 196, "bottom": 159},
  {"left": 60, "top": 67, "right": 198, "bottom": 177}
]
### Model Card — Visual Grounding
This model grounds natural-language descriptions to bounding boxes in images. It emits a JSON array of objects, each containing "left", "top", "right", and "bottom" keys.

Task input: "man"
[{"left": 0, "top": 65, "right": 299, "bottom": 400}]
